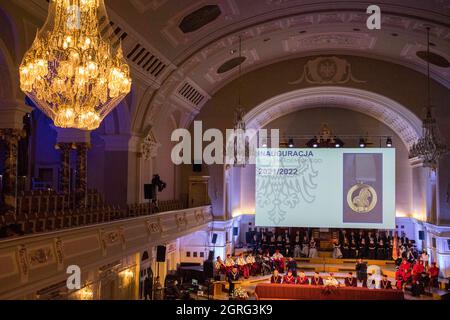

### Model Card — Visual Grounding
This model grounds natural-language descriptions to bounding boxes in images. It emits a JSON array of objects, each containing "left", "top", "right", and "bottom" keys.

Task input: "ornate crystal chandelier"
[
  {"left": 409, "top": 27, "right": 447, "bottom": 168},
  {"left": 233, "top": 36, "right": 247, "bottom": 168},
  {"left": 19, "top": 0, "right": 131, "bottom": 131}
]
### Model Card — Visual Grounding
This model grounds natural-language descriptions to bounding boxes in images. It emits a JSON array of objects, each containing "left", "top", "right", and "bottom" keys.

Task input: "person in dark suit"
[
  {"left": 286, "top": 257, "right": 298, "bottom": 277},
  {"left": 227, "top": 266, "right": 240, "bottom": 296},
  {"left": 143, "top": 276, "right": 152, "bottom": 300},
  {"left": 355, "top": 258, "right": 368, "bottom": 286},
  {"left": 380, "top": 274, "right": 393, "bottom": 289}
]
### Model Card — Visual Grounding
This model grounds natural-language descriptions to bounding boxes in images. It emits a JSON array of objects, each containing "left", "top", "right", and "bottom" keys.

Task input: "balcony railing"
[
  {"left": 0, "top": 204, "right": 213, "bottom": 299},
  {"left": 1, "top": 189, "right": 209, "bottom": 239}
]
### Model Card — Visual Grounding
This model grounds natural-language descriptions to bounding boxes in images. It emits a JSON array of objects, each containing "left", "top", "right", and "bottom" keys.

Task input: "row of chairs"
[
  {"left": 1, "top": 200, "right": 188, "bottom": 236},
  {"left": 17, "top": 190, "right": 105, "bottom": 216}
]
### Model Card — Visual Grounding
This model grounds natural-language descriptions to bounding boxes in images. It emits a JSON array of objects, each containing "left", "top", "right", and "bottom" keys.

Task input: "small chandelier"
[
  {"left": 233, "top": 36, "right": 247, "bottom": 168},
  {"left": 19, "top": 0, "right": 132, "bottom": 131},
  {"left": 409, "top": 27, "right": 448, "bottom": 168}
]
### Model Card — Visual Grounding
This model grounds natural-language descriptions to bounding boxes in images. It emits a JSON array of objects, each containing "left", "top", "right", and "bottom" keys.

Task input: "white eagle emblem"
[{"left": 256, "top": 158, "right": 319, "bottom": 225}]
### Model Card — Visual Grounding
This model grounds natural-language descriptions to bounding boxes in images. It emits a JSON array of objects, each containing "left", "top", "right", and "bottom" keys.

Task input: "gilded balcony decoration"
[{"left": 19, "top": 0, "right": 131, "bottom": 131}]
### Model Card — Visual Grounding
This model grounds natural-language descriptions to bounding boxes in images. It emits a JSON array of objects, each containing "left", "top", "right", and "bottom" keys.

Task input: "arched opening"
[{"left": 227, "top": 87, "right": 429, "bottom": 224}]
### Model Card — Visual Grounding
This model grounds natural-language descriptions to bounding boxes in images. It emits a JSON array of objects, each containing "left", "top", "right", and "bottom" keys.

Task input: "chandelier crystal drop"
[
  {"left": 409, "top": 27, "right": 447, "bottom": 168},
  {"left": 19, "top": 0, "right": 132, "bottom": 131}
]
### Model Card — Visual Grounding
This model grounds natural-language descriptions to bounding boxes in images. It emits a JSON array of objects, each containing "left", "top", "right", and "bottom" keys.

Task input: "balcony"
[{"left": 0, "top": 204, "right": 212, "bottom": 299}]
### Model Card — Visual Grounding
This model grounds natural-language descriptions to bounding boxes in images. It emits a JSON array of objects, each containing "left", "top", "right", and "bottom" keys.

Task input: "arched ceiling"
[
  {"left": 6, "top": 0, "right": 450, "bottom": 133},
  {"left": 244, "top": 86, "right": 422, "bottom": 149},
  {"left": 106, "top": 0, "right": 450, "bottom": 90}
]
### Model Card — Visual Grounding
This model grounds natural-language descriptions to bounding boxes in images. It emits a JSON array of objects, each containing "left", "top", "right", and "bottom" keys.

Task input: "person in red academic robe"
[
  {"left": 270, "top": 269, "right": 282, "bottom": 284},
  {"left": 412, "top": 260, "right": 425, "bottom": 282},
  {"left": 310, "top": 272, "right": 324, "bottom": 286},
  {"left": 428, "top": 262, "right": 440, "bottom": 288},
  {"left": 246, "top": 253, "right": 257, "bottom": 276},
  {"left": 282, "top": 270, "right": 296, "bottom": 284},
  {"left": 272, "top": 250, "right": 285, "bottom": 272},
  {"left": 399, "top": 258, "right": 411, "bottom": 274},
  {"left": 380, "top": 275, "right": 393, "bottom": 289},
  {"left": 236, "top": 253, "right": 249, "bottom": 279},
  {"left": 296, "top": 271, "right": 309, "bottom": 285},
  {"left": 402, "top": 267, "right": 412, "bottom": 290},
  {"left": 215, "top": 256, "right": 227, "bottom": 275},
  {"left": 225, "top": 254, "right": 235, "bottom": 274},
  {"left": 344, "top": 272, "right": 357, "bottom": 287},
  {"left": 395, "top": 269, "right": 404, "bottom": 290}
]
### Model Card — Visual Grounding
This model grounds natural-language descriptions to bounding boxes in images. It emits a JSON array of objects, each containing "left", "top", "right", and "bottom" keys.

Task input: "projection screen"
[{"left": 255, "top": 148, "right": 396, "bottom": 229}]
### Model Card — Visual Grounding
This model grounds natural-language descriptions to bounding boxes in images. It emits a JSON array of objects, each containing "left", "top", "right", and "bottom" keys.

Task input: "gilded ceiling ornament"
[{"left": 141, "top": 129, "right": 161, "bottom": 160}]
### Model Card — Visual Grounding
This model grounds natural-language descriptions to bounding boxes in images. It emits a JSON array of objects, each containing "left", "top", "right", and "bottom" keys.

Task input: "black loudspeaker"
[
  {"left": 144, "top": 184, "right": 155, "bottom": 200},
  {"left": 203, "top": 260, "right": 214, "bottom": 279},
  {"left": 418, "top": 231, "right": 425, "bottom": 241},
  {"left": 211, "top": 233, "right": 218, "bottom": 244},
  {"left": 233, "top": 227, "right": 239, "bottom": 236},
  {"left": 193, "top": 164, "right": 202, "bottom": 172},
  {"left": 156, "top": 245, "right": 166, "bottom": 262}
]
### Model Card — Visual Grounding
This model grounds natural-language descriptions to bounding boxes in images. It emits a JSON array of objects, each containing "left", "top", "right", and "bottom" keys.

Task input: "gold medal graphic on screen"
[{"left": 346, "top": 182, "right": 378, "bottom": 214}]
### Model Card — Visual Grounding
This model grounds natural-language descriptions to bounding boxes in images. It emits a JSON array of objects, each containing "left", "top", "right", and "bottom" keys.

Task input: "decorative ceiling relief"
[
  {"left": 283, "top": 33, "right": 377, "bottom": 53},
  {"left": 161, "top": 0, "right": 240, "bottom": 47},
  {"left": 141, "top": 129, "right": 161, "bottom": 160},
  {"left": 289, "top": 56, "right": 366, "bottom": 85}
]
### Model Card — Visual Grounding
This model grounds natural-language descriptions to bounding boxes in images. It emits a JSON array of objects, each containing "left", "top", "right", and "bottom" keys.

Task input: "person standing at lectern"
[
  {"left": 227, "top": 266, "right": 240, "bottom": 297},
  {"left": 356, "top": 258, "right": 368, "bottom": 286}
]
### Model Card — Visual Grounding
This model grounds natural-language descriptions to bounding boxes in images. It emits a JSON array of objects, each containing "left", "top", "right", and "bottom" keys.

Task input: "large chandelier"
[
  {"left": 233, "top": 36, "right": 247, "bottom": 168},
  {"left": 409, "top": 27, "right": 447, "bottom": 168},
  {"left": 19, "top": 0, "right": 131, "bottom": 130}
]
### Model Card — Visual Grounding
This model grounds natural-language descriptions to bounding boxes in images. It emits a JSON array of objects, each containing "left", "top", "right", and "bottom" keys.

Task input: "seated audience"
[{"left": 308, "top": 238, "right": 318, "bottom": 258}]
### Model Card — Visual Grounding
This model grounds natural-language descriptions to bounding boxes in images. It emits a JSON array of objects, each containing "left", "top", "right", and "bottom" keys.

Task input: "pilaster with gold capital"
[
  {"left": 0, "top": 128, "right": 26, "bottom": 212},
  {"left": 74, "top": 142, "right": 91, "bottom": 209},
  {"left": 55, "top": 142, "right": 74, "bottom": 194}
]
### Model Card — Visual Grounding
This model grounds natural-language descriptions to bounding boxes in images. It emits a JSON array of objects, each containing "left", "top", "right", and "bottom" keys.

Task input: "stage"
[{"left": 211, "top": 257, "right": 448, "bottom": 300}]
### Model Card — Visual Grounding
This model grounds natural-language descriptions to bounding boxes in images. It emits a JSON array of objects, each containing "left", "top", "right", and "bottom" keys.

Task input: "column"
[
  {"left": 55, "top": 143, "right": 73, "bottom": 194},
  {"left": 0, "top": 129, "right": 24, "bottom": 213},
  {"left": 75, "top": 142, "right": 90, "bottom": 208},
  {"left": 409, "top": 157, "right": 432, "bottom": 222}
]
